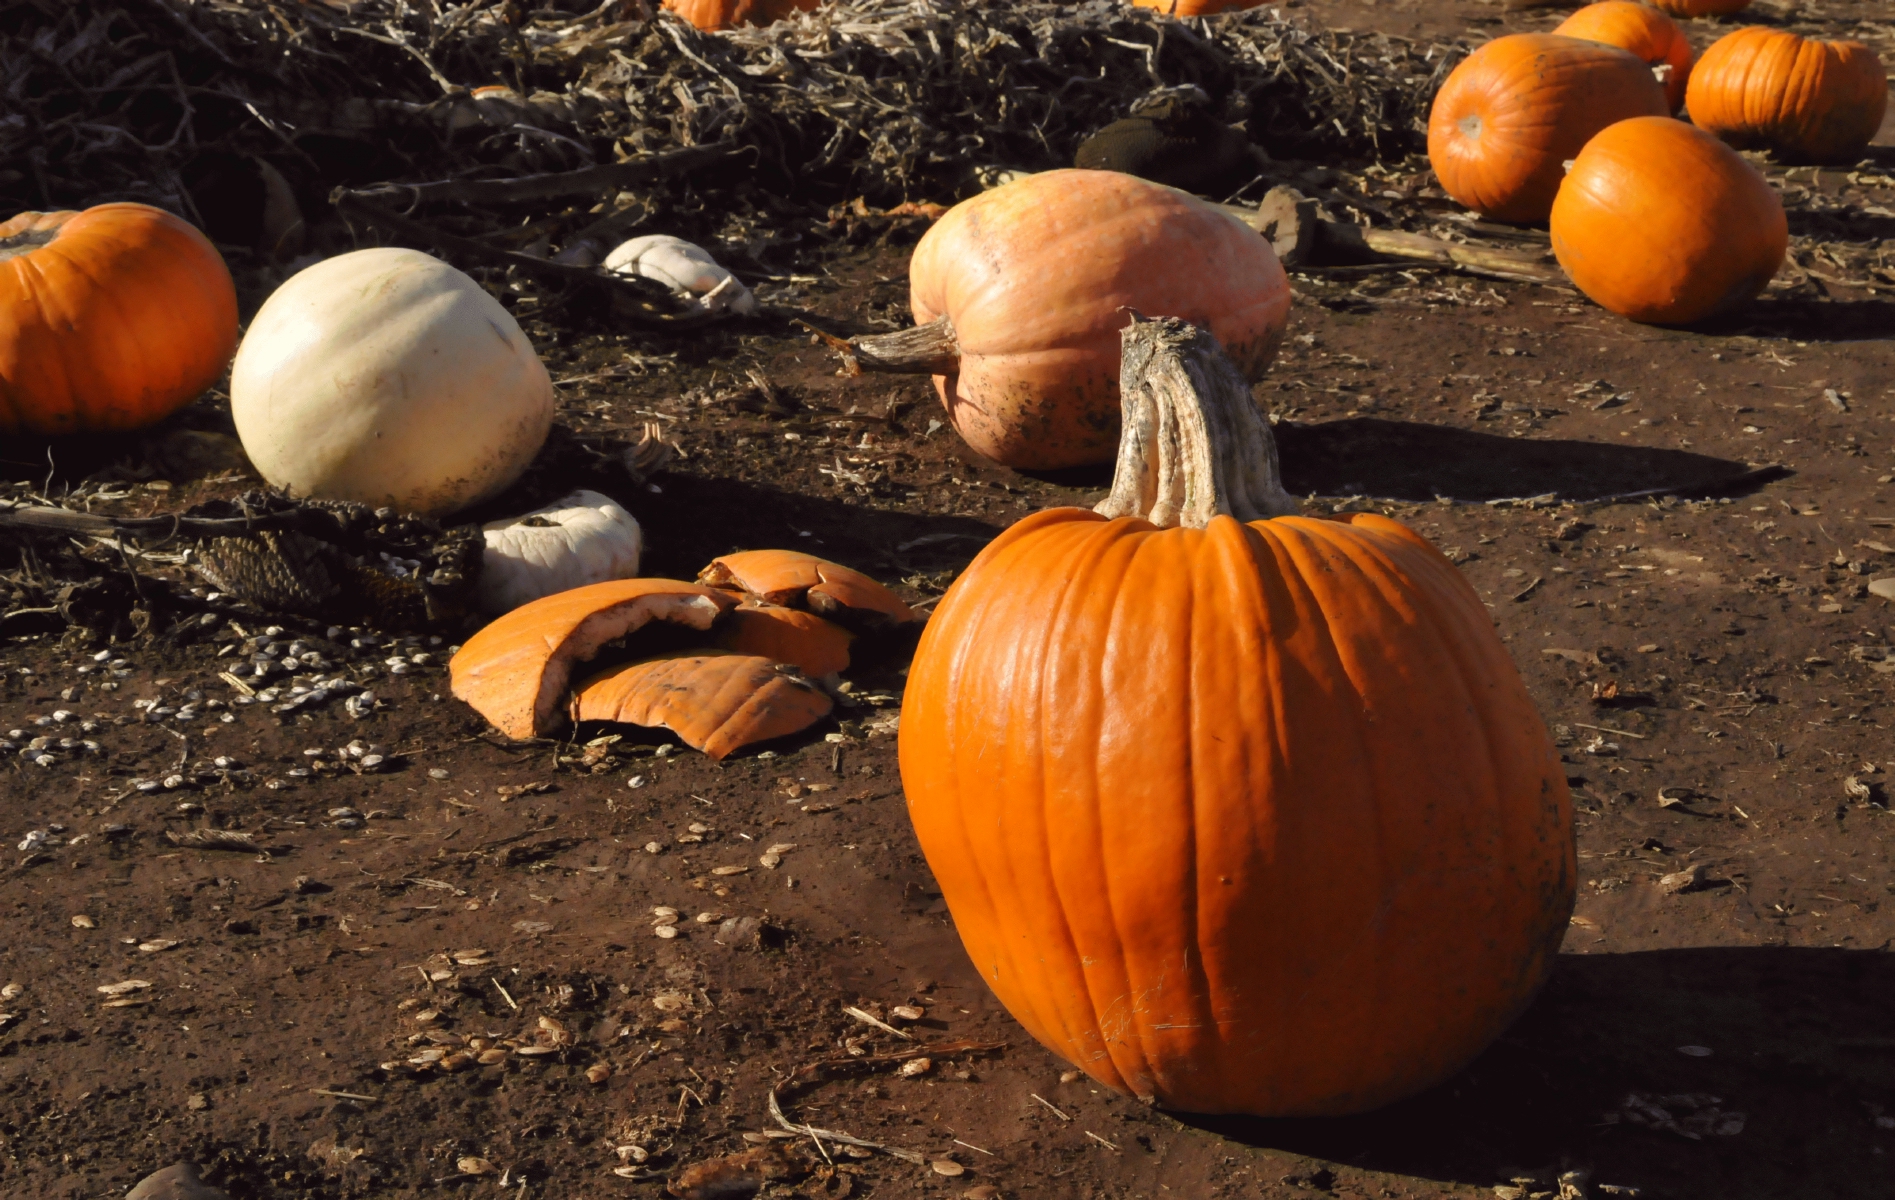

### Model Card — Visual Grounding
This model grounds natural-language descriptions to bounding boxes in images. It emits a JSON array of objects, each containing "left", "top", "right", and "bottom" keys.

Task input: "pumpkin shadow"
[
  {"left": 1712, "top": 295, "right": 1895, "bottom": 343},
  {"left": 1270, "top": 418, "right": 1780, "bottom": 503},
  {"left": 1168, "top": 946, "right": 1895, "bottom": 1199}
]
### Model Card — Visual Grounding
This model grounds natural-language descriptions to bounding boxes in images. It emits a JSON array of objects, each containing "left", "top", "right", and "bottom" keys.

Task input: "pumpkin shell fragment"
[
  {"left": 699, "top": 550, "right": 917, "bottom": 627},
  {"left": 571, "top": 652, "right": 833, "bottom": 760},
  {"left": 712, "top": 605, "right": 853, "bottom": 678},
  {"left": 449, "top": 579, "right": 736, "bottom": 740}
]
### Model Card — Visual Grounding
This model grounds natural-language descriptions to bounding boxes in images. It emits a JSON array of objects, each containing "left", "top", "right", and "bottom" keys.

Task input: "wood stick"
[{"left": 1236, "top": 188, "right": 1565, "bottom": 285}]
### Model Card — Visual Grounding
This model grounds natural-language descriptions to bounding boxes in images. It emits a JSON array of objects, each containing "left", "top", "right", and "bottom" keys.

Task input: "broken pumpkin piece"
[
  {"left": 711, "top": 604, "right": 853, "bottom": 677},
  {"left": 698, "top": 549, "right": 917, "bottom": 629},
  {"left": 449, "top": 578, "right": 736, "bottom": 740},
  {"left": 571, "top": 650, "right": 833, "bottom": 760}
]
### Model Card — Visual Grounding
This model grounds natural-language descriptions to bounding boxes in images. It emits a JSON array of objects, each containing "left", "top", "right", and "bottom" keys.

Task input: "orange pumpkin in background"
[
  {"left": 901, "top": 315, "right": 1575, "bottom": 1116},
  {"left": 1128, "top": 0, "right": 1266, "bottom": 15},
  {"left": 1551, "top": 116, "right": 1786, "bottom": 325},
  {"left": 1647, "top": 0, "right": 1750, "bottom": 15},
  {"left": 903, "top": 169, "right": 1291, "bottom": 470},
  {"left": 1685, "top": 27, "right": 1888, "bottom": 164},
  {"left": 1427, "top": 34, "right": 1669, "bottom": 224},
  {"left": 1555, "top": 1, "right": 1695, "bottom": 112},
  {"left": 0, "top": 203, "right": 237, "bottom": 435},
  {"left": 662, "top": 0, "right": 819, "bottom": 31}
]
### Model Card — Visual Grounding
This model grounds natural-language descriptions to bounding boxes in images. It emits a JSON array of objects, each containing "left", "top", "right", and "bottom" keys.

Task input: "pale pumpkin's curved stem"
[
  {"left": 1093, "top": 316, "right": 1298, "bottom": 530},
  {"left": 834, "top": 315, "right": 961, "bottom": 375}
]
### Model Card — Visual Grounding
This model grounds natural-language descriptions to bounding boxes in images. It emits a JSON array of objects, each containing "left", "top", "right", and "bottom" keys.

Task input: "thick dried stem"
[
  {"left": 1094, "top": 317, "right": 1298, "bottom": 530},
  {"left": 843, "top": 316, "right": 961, "bottom": 374}
]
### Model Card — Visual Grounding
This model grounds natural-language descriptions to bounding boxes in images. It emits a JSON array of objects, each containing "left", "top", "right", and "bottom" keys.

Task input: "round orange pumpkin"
[
  {"left": 1428, "top": 34, "right": 1670, "bottom": 224},
  {"left": 662, "top": 0, "right": 818, "bottom": 31},
  {"left": 0, "top": 203, "right": 237, "bottom": 435},
  {"left": 1647, "top": 0, "right": 1750, "bottom": 16},
  {"left": 906, "top": 169, "right": 1291, "bottom": 470},
  {"left": 1555, "top": 2, "right": 1695, "bottom": 111},
  {"left": 1551, "top": 116, "right": 1785, "bottom": 325},
  {"left": 1128, "top": 0, "right": 1266, "bottom": 15},
  {"left": 899, "top": 316, "right": 1574, "bottom": 1116},
  {"left": 1685, "top": 27, "right": 1888, "bottom": 164}
]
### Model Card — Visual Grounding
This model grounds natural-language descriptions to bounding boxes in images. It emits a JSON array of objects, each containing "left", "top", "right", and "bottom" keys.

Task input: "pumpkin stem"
[
  {"left": 834, "top": 315, "right": 960, "bottom": 375},
  {"left": 1094, "top": 316, "right": 1297, "bottom": 530}
]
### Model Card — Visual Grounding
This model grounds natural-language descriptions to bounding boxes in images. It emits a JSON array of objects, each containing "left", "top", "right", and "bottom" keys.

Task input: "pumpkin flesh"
[
  {"left": 0, "top": 203, "right": 237, "bottom": 435},
  {"left": 448, "top": 578, "right": 736, "bottom": 739},
  {"left": 1685, "top": 27, "right": 1888, "bottom": 165},
  {"left": 1554, "top": 2, "right": 1695, "bottom": 112},
  {"left": 907, "top": 169, "right": 1290, "bottom": 469},
  {"left": 1427, "top": 34, "right": 1670, "bottom": 224},
  {"left": 712, "top": 605, "right": 853, "bottom": 678},
  {"left": 1551, "top": 116, "right": 1786, "bottom": 325},
  {"left": 699, "top": 549, "right": 918, "bottom": 627},
  {"left": 572, "top": 651, "right": 832, "bottom": 760}
]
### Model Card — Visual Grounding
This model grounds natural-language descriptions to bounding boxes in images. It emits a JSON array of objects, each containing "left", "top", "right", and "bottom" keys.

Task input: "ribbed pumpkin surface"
[
  {"left": 899, "top": 508, "right": 1574, "bottom": 1115},
  {"left": 1555, "top": 1, "right": 1695, "bottom": 111},
  {"left": 571, "top": 652, "right": 832, "bottom": 761},
  {"left": 0, "top": 203, "right": 236, "bottom": 435},
  {"left": 1685, "top": 26, "right": 1887, "bottom": 164}
]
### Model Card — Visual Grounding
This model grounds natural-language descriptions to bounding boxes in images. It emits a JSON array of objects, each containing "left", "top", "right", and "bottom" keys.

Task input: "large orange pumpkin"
[
  {"left": 1427, "top": 34, "right": 1670, "bottom": 224},
  {"left": 1555, "top": 2, "right": 1695, "bottom": 112},
  {"left": 1647, "top": 0, "right": 1750, "bottom": 15},
  {"left": 899, "top": 316, "right": 1574, "bottom": 1116},
  {"left": 661, "top": 0, "right": 818, "bottom": 31},
  {"left": 0, "top": 203, "right": 237, "bottom": 435},
  {"left": 896, "top": 169, "right": 1290, "bottom": 470},
  {"left": 1685, "top": 27, "right": 1888, "bottom": 164},
  {"left": 1551, "top": 116, "right": 1785, "bottom": 325}
]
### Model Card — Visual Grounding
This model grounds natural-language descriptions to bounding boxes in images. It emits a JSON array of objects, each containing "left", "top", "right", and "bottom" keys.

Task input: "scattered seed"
[
  {"left": 70, "top": 914, "right": 95, "bottom": 929},
  {"left": 899, "top": 1057, "right": 933, "bottom": 1077},
  {"left": 711, "top": 865, "right": 749, "bottom": 876},
  {"left": 890, "top": 1005, "right": 924, "bottom": 1022},
  {"left": 695, "top": 911, "right": 723, "bottom": 924},
  {"left": 1058, "top": 1070, "right": 1082, "bottom": 1084},
  {"left": 644, "top": 841, "right": 665, "bottom": 854},
  {"left": 930, "top": 1159, "right": 965, "bottom": 1177},
  {"left": 457, "top": 1156, "right": 497, "bottom": 1176},
  {"left": 616, "top": 1145, "right": 649, "bottom": 1163},
  {"left": 586, "top": 1063, "right": 612, "bottom": 1084},
  {"left": 651, "top": 992, "right": 692, "bottom": 1013},
  {"left": 137, "top": 939, "right": 180, "bottom": 953},
  {"left": 655, "top": 925, "right": 680, "bottom": 939},
  {"left": 97, "top": 980, "right": 150, "bottom": 997}
]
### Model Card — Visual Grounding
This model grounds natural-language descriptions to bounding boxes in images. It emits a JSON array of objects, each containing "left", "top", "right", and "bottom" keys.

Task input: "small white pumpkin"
[
  {"left": 475, "top": 489, "right": 645, "bottom": 615},
  {"left": 230, "top": 247, "right": 553, "bottom": 518},
  {"left": 603, "top": 235, "right": 758, "bottom": 315}
]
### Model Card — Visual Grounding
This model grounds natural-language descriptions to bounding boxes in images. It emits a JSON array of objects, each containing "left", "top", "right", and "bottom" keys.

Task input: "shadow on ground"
[
  {"left": 1172, "top": 947, "right": 1895, "bottom": 1199},
  {"left": 1272, "top": 418, "right": 1779, "bottom": 503}
]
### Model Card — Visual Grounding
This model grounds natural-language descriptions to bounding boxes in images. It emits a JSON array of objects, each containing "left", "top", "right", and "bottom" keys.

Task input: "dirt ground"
[{"left": 5, "top": 2, "right": 1895, "bottom": 1199}]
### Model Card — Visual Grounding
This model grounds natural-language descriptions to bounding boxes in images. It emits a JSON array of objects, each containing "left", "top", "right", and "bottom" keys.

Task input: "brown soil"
[{"left": 5, "top": 3, "right": 1895, "bottom": 1199}]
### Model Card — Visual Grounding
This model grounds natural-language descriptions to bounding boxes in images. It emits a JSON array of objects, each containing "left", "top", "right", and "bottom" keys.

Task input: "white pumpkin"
[
  {"left": 475, "top": 489, "right": 645, "bottom": 615},
  {"left": 603, "top": 235, "right": 758, "bottom": 315},
  {"left": 230, "top": 247, "right": 553, "bottom": 518}
]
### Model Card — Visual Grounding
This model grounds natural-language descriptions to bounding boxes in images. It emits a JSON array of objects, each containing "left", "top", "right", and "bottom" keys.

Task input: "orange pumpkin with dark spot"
[
  {"left": 1427, "top": 34, "right": 1669, "bottom": 224},
  {"left": 1555, "top": 2, "right": 1695, "bottom": 112},
  {"left": 1685, "top": 26, "right": 1888, "bottom": 164},
  {"left": 0, "top": 203, "right": 237, "bottom": 435},
  {"left": 899, "top": 315, "right": 1574, "bottom": 1116}
]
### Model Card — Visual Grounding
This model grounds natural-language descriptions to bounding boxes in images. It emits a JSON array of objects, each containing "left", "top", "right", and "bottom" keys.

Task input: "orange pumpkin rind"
[
  {"left": 570, "top": 651, "right": 833, "bottom": 760},
  {"left": 1554, "top": 2, "right": 1695, "bottom": 112},
  {"left": 699, "top": 550, "right": 918, "bottom": 628},
  {"left": 448, "top": 578, "right": 736, "bottom": 740},
  {"left": 711, "top": 604, "right": 854, "bottom": 678}
]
